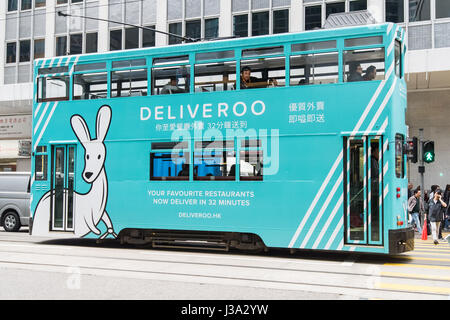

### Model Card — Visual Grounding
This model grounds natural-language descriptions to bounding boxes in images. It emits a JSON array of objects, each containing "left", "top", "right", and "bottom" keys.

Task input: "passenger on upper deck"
[
  {"left": 363, "top": 65, "right": 377, "bottom": 81},
  {"left": 161, "top": 76, "right": 185, "bottom": 94},
  {"left": 240, "top": 66, "right": 277, "bottom": 89},
  {"left": 347, "top": 62, "right": 363, "bottom": 82}
]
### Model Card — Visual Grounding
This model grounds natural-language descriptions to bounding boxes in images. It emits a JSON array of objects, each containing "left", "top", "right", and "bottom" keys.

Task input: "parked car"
[{"left": 0, "top": 172, "right": 30, "bottom": 232}]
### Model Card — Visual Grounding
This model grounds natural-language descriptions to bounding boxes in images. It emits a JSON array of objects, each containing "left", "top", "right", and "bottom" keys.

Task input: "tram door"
[
  {"left": 344, "top": 136, "right": 383, "bottom": 245},
  {"left": 51, "top": 145, "right": 76, "bottom": 231}
]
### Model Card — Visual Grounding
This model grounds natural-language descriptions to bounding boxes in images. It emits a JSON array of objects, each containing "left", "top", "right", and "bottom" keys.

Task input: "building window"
[
  {"left": 56, "top": 36, "right": 67, "bottom": 56},
  {"left": 125, "top": 27, "right": 139, "bottom": 49},
  {"left": 205, "top": 18, "right": 219, "bottom": 39},
  {"left": 169, "top": 22, "right": 182, "bottom": 45},
  {"left": 86, "top": 32, "right": 98, "bottom": 53},
  {"left": 386, "top": 0, "right": 404, "bottom": 23},
  {"left": 35, "top": 0, "right": 46, "bottom": 8},
  {"left": 186, "top": 20, "right": 201, "bottom": 41},
  {"left": 409, "top": 0, "right": 430, "bottom": 22},
  {"left": 234, "top": 14, "right": 248, "bottom": 37},
  {"left": 252, "top": 11, "right": 269, "bottom": 36},
  {"left": 8, "top": 0, "right": 18, "bottom": 11},
  {"left": 436, "top": 0, "right": 450, "bottom": 19},
  {"left": 305, "top": 6, "right": 321, "bottom": 30},
  {"left": 273, "top": 9, "right": 289, "bottom": 34},
  {"left": 57, "top": 0, "right": 67, "bottom": 4},
  {"left": 350, "top": 0, "right": 367, "bottom": 11},
  {"left": 110, "top": 29, "right": 122, "bottom": 51},
  {"left": 72, "top": 0, "right": 83, "bottom": 3},
  {"left": 70, "top": 34, "right": 83, "bottom": 55},
  {"left": 143, "top": 26, "right": 156, "bottom": 47},
  {"left": 34, "top": 39, "right": 45, "bottom": 59},
  {"left": 21, "top": 0, "right": 32, "bottom": 10},
  {"left": 6, "top": 43, "right": 17, "bottom": 63},
  {"left": 326, "top": 1, "right": 345, "bottom": 19},
  {"left": 19, "top": 40, "right": 31, "bottom": 62}
]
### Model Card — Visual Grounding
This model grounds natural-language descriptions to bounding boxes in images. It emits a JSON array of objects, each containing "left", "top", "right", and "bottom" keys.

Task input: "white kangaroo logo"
[{"left": 32, "top": 105, "right": 117, "bottom": 239}]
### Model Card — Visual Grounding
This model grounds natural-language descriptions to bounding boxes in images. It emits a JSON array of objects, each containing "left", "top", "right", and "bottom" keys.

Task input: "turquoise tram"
[{"left": 30, "top": 23, "right": 414, "bottom": 254}]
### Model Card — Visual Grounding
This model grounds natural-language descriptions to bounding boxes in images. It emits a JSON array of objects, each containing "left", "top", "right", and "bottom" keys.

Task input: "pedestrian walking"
[
  {"left": 427, "top": 189, "right": 447, "bottom": 245},
  {"left": 408, "top": 188, "right": 424, "bottom": 234}
]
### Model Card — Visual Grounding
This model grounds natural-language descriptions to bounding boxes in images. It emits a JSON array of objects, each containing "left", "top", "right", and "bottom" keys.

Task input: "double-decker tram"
[{"left": 30, "top": 22, "right": 414, "bottom": 254}]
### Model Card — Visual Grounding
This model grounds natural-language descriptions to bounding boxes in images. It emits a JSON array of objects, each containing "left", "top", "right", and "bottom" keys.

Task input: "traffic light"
[
  {"left": 406, "top": 137, "right": 418, "bottom": 163},
  {"left": 423, "top": 141, "right": 435, "bottom": 163}
]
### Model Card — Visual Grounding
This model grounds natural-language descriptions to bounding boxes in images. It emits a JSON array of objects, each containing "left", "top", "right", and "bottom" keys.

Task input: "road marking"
[
  {"left": 384, "top": 263, "right": 450, "bottom": 270},
  {"left": 380, "top": 271, "right": 450, "bottom": 281},
  {"left": 376, "top": 283, "right": 450, "bottom": 295}
]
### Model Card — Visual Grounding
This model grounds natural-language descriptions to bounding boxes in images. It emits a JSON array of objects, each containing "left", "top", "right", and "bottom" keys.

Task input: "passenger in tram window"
[
  {"left": 363, "top": 65, "right": 377, "bottom": 81},
  {"left": 240, "top": 66, "right": 276, "bottom": 89},
  {"left": 347, "top": 62, "right": 363, "bottom": 82},
  {"left": 177, "top": 163, "right": 189, "bottom": 177},
  {"left": 228, "top": 164, "right": 236, "bottom": 177},
  {"left": 161, "top": 76, "right": 185, "bottom": 94},
  {"left": 298, "top": 78, "right": 309, "bottom": 85}
]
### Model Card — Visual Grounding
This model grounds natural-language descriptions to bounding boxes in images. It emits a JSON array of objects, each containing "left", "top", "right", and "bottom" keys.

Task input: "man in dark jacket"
[{"left": 427, "top": 189, "right": 447, "bottom": 244}]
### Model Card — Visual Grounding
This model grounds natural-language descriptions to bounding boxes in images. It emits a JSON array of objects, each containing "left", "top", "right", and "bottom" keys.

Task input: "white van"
[{"left": 0, "top": 172, "right": 30, "bottom": 232}]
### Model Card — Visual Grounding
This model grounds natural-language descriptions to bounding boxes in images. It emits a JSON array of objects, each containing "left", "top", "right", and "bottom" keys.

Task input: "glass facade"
[
  {"left": 305, "top": 5, "right": 321, "bottom": 30},
  {"left": 386, "top": 0, "right": 404, "bottom": 23},
  {"left": 409, "top": 0, "right": 431, "bottom": 22}
]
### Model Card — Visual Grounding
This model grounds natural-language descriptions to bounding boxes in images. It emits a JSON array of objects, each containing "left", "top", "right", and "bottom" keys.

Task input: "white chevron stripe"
[
  {"left": 312, "top": 194, "right": 343, "bottom": 249},
  {"left": 34, "top": 103, "right": 43, "bottom": 118},
  {"left": 325, "top": 217, "right": 343, "bottom": 250},
  {"left": 34, "top": 102, "right": 59, "bottom": 151},
  {"left": 300, "top": 173, "right": 343, "bottom": 248},
  {"left": 288, "top": 151, "right": 343, "bottom": 248},
  {"left": 34, "top": 102, "right": 50, "bottom": 135}
]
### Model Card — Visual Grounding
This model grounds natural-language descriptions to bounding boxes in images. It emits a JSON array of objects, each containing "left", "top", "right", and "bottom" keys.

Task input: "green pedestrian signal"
[{"left": 423, "top": 141, "right": 435, "bottom": 163}]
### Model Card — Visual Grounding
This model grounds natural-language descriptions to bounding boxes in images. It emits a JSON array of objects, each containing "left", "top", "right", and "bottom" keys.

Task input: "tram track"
[{"left": 0, "top": 238, "right": 448, "bottom": 299}]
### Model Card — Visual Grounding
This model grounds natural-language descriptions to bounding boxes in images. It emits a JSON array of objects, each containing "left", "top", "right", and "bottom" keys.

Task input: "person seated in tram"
[
  {"left": 363, "top": 65, "right": 377, "bottom": 81},
  {"left": 161, "top": 76, "right": 185, "bottom": 94},
  {"left": 240, "top": 66, "right": 277, "bottom": 89},
  {"left": 177, "top": 163, "right": 189, "bottom": 177},
  {"left": 347, "top": 62, "right": 364, "bottom": 82}
]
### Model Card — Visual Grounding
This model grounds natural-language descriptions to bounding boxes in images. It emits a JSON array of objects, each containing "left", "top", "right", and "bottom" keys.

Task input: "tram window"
[
  {"left": 395, "top": 134, "right": 404, "bottom": 178},
  {"left": 194, "top": 141, "right": 236, "bottom": 181},
  {"left": 344, "top": 36, "right": 383, "bottom": 48},
  {"left": 240, "top": 56, "right": 285, "bottom": 89},
  {"left": 153, "top": 55, "right": 189, "bottom": 66},
  {"left": 74, "top": 62, "right": 106, "bottom": 72},
  {"left": 37, "top": 75, "right": 69, "bottom": 102},
  {"left": 196, "top": 50, "right": 234, "bottom": 61},
  {"left": 35, "top": 148, "right": 48, "bottom": 181},
  {"left": 112, "top": 58, "right": 146, "bottom": 69},
  {"left": 290, "top": 52, "right": 338, "bottom": 85},
  {"left": 291, "top": 40, "right": 336, "bottom": 52},
  {"left": 111, "top": 68, "right": 148, "bottom": 97},
  {"left": 73, "top": 72, "right": 108, "bottom": 100},
  {"left": 38, "top": 66, "right": 68, "bottom": 75},
  {"left": 240, "top": 139, "right": 263, "bottom": 181},
  {"left": 343, "top": 47, "right": 385, "bottom": 82},
  {"left": 242, "top": 46, "right": 284, "bottom": 58},
  {"left": 150, "top": 142, "right": 190, "bottom": 181},
  {"left": 194, "top": 61, "right": 236, "bottom": 92},
  {"left": 152, "top": 65, "right": 190, "bottom": 95},
  {"left": 395, "top": 40, "right": 401, "bottom": 78}
]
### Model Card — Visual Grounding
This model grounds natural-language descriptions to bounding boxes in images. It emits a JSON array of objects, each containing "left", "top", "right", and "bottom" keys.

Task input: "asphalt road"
[{"left": 0, "top": 227, "right": 449, "bottom": 300}]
